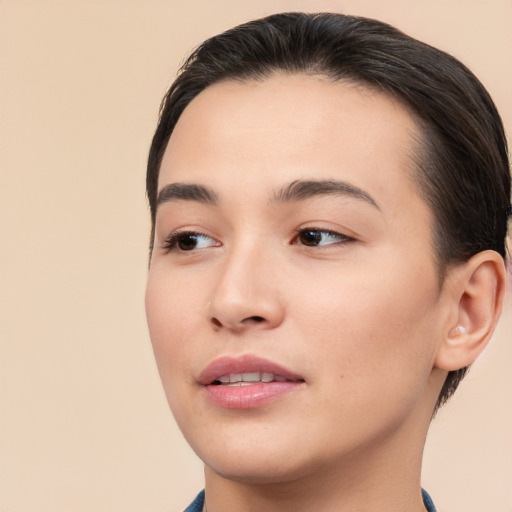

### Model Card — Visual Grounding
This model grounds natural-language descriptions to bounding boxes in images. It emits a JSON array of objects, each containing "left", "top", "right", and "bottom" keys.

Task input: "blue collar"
[
  {"left": 184, "top": 490, "right": 204, "bottom": 512},
  {"left": 422, "top": 488, "right": 437, "bottom": 512},
  {"left": 185, "top": 489, "right": 437, "bottom": 511}
]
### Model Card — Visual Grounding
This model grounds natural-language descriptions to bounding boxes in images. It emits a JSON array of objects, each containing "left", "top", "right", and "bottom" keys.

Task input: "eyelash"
[
  {"left": 162, "top": 228, "right": 355, "bottom": 253},
  {"left": 162, "top": 231, "right": 220, "bottom": 252},
  {"left": 293, "top": 228, "right": 355, "bottom": 247}
]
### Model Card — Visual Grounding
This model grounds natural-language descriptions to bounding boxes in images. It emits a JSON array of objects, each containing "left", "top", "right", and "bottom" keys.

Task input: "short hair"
[{"left": 146, "top": 12, "right": 511, "bottom": 411}]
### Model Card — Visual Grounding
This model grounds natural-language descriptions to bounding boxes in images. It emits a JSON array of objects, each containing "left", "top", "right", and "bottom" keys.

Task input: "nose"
[{"left": 208, "top": 244, "right": 285, "bottom": 332}]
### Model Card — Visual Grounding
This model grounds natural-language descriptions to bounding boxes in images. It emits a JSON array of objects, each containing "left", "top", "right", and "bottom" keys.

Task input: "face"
[{"left": 146, "top": 75, "right": 448, "bottom": 484}]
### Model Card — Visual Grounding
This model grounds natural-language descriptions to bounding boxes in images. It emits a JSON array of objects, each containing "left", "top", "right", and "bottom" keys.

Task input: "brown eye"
[
  {"left": 163, "top": 232, "right": 219, "bottom": 252},
  {"left": 177, "top": 233, "right": 201, "bottom": 251},
  {"left": 296, "top": 229, "right": 353, "bottom": 247},
  {"left": 298, "top": 230, "right": 323, "bottom": 246}
]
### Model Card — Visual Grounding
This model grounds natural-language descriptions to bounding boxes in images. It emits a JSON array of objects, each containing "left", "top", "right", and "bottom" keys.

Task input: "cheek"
[
  {"left": 145, "top": 270, "right": 206, "bottom": 426},
  {"left": 145, "top": 270, "right": 202, "bottom": 377},
  {"left": 292, "top": 262, "right": 439, "bottom": 391}
]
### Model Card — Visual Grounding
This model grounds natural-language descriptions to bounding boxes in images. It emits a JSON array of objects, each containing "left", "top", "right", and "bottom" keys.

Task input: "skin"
[{"left": 145, "top": 75, "right": 504, "bottom": 511}]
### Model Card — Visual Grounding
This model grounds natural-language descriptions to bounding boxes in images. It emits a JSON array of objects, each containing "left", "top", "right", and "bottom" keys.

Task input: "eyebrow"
[
  {"left": 156, "top": 183, "right": 218, "bottom": 206},
  {"left": 155, "top": 179, "right": 380, "bottom": 211},
  {"left": 271, "top": 179, "right": 380, "bottom": 209}
]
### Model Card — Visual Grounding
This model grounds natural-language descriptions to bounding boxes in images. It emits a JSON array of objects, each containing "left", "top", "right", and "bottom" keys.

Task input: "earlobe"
[{"left": 435, "top": 250, "right": 507, "bottom": 371}]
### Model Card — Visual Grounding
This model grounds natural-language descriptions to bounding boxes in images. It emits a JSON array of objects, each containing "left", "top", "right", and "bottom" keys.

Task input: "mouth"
[
  {"left": 198, "top": 355, "right": 305, "bottom": 409},
  {"left": 213, "top": 371, "right": 289, "bottom": 386}
]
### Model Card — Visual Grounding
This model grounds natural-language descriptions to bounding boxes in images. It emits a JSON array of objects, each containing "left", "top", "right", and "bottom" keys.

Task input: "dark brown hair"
[{"left": 146, "top": 12, "right": 511, "bottom": 411}]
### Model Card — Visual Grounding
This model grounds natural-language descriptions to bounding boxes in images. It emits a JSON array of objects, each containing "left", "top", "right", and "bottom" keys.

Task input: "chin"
[
  {"left": 206, "top": 456, "right": 313, "bottom": 485},
  {"left": 191, "top": 434, "right": 315, "bottom": 485}
]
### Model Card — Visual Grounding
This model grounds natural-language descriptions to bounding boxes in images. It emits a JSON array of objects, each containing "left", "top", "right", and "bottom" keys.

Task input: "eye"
[
  {"left": 162, "top": 231, "right": 220, "bottom": 252},
  {"left": 295, "top": 228, "right": 354, "bottom": 247}
]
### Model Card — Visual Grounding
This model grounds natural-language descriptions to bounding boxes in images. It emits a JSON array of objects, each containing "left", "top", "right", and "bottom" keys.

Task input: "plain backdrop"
[{"left": 1, "top": 1, "right": 511, "bottom": 511}]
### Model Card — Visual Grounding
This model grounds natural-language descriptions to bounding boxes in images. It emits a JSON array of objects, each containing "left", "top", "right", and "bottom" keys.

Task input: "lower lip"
[{"left": 204, "top": 382, "right": 302, "bottom": 409}]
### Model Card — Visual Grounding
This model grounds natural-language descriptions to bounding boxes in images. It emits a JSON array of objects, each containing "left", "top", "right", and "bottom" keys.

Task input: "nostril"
[
  {"left": 211, "top": 318, "right": 222, "bottom": 328},
  {"left": 209, "top": 315, "right": 267, "bottom": 330},
  {"left": 246, "top": 316, "right": 265, "bottom": 323}
]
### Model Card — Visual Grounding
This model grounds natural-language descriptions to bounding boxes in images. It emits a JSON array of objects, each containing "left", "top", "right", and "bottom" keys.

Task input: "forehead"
[{"left": 159, "top": 74, "right": 428, "bottom": 222}]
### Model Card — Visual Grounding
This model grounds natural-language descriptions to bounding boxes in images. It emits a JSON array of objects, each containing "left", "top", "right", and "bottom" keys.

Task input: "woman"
[{"left": 144, "top": 13, "right": 510, "bottom": 512}]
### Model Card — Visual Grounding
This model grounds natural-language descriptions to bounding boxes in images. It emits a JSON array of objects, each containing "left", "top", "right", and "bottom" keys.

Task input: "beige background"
[{"left": 1, "top": 1, "right": 511, "bottom": 511}]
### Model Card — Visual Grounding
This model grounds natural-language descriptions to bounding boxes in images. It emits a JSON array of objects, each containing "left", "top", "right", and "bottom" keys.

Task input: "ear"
[{"left": 435, "top": 250, "right": 507, "bottom": 371}]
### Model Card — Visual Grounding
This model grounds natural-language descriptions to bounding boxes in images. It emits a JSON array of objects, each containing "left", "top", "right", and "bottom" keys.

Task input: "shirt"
[{"left": 184, "top": 488, "right": 437, "bottom": 511}]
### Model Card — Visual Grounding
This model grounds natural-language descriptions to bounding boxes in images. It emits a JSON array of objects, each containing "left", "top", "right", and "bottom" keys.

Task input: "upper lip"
[{"left": 198, "top": 355, "right": 304, "bottom": 385}]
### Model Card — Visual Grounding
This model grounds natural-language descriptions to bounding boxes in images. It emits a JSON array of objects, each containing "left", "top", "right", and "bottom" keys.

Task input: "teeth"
[
  {"left": 261, "top": 372, "right": 273, "bottom": 382},
  {"left": 242, "top": 372, "right": 261, "bottom": 382},
  {"left": 216, "top": 372, "right": 287, "bottom": 385}
]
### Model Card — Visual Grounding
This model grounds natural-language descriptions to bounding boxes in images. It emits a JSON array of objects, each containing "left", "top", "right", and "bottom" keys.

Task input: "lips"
[
  {"left": 198, "top": 355, "right": 304, "bottom": 385},
  {"left": 198, "top": 355, "right": 305, "bottom": 409}
]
